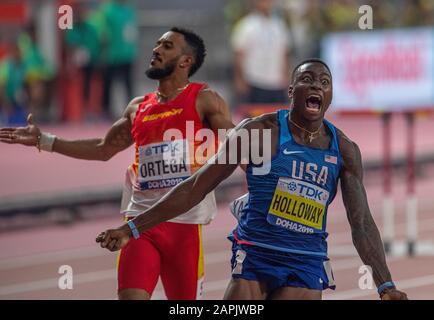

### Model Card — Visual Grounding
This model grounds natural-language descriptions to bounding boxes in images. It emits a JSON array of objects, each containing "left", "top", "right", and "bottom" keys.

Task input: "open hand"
[{"left": 0, "top": 114, "right": 41, "bottom": 147}]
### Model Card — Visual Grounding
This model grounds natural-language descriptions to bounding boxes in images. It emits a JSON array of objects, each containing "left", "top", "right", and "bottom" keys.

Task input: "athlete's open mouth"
[{"left": 305, "top": 94, "right": 322, "bottom": 113}]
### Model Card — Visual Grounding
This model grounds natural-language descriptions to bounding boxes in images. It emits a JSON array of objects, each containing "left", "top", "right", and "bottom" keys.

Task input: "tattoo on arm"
[
  {"left": 80, "top": 116, "right": 133, "bottom": 162},
  {"left": 107, "top": 120, "right": 133, "bottom": 149},
  {"left": 105, "top": 96, "right": 142, "bottom": 151}
]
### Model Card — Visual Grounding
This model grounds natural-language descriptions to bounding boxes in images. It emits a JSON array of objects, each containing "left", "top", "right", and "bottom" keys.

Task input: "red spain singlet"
[{"left": 121, "top": 82, "right": 218, "bottom": 224}]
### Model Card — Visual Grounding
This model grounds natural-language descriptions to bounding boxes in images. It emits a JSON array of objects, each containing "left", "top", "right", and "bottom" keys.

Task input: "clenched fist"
[
  {"left": 96, "top": 226, "right": 131, "bottom": 251},
  {"left": 381, "top": 288, "right": 408, "bottom": 300}
]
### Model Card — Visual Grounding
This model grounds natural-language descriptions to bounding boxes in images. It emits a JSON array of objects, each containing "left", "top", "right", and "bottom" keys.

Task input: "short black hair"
[
  {"left": 291, "top": 58, "right": 332, "bottom": 81},
  {"left": 171, "top": 27, "right": 206, "bottom": 77}
]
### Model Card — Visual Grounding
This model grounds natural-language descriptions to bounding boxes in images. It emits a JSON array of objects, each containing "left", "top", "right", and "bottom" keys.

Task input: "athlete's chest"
[
  {"left": 132, "top": 99, "right": 202, "bottom": 144},
  {"left": 270, "top": 141, "right": 341, "bottom": 189},
  {"left": 138, "top": 102, "right": 190, "bottom": 125}
]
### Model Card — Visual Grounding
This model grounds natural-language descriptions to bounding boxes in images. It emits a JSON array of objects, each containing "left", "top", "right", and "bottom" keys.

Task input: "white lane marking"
[
  {"left": 2, "top": 215, "right": 433, "bottom": 271},
  {"left": 0, "top": 269, "right": 116, "bottom": 296},
  {"left": 0, "top": 251, "right": 231, "bottom": 296},
  {"left": 152, "top": 256, "right": 405, "bottom": 299},
  {"left": 0, "top": 246, "right": 109, "bottom": 270},
  {"left": 0, "top": 254, "right": 412, "bottom": 297},
  {"left": 3, "top": 213, "right": 434, "bottom": 272},
  {"left": 325, "top": 274, "right": 434, "bottom": 300},
  {"left": 2, "top": 197, "right": 434, "bottom": 270},
  {"left": 0, "top": 254, "right": 397, "bottom": 296},
  {"left": 0, "top": 235, "right": 231, "bottom": 271}
]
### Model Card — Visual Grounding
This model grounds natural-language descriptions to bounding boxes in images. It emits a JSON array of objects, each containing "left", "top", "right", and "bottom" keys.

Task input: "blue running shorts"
[{"left": 229, "top": 240, "right": 336, "bottom": 292}]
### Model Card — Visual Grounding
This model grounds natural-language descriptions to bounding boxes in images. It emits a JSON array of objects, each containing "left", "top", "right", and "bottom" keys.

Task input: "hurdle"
[{"left": 383, "top": 109, "right": 434, "bottom": 257}]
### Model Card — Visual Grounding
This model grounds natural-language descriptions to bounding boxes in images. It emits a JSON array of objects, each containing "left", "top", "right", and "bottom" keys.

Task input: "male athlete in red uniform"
[{"left": 0, "top": 27, "right": 234, "bottom": 300}]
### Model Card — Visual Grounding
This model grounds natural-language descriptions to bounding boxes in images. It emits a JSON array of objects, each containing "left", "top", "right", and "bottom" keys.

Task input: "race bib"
[
  {"left": 267, "top": 177, "right": 329, "bottom": 232},
  {"left": 138, "top": 140, "right": 192, "bottom": 190}
]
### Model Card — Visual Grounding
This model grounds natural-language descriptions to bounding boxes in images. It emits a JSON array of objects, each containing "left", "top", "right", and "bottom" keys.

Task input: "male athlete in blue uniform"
[{"left": 97, "top": 59, "right": 408, "bottom": 300}]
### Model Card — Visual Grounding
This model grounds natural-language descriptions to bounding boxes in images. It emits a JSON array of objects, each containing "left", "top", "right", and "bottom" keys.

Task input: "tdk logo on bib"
[
  {"left": 144, "top": 142, "right": 181, "bottom": 157},
  {"left": 278, "top": 179, "right": 329, "bottom": 202},
  {"left": 138, "top": 140, "right": 191, "bottom": 190}
]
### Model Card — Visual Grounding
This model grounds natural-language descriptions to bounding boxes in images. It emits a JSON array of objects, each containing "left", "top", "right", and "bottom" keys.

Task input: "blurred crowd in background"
[
  {"left": 0, "top": 0, "right": 138, "bottom": 125},
  {"left": 0, "top": 0, "right": 433, "bottom": 126}
]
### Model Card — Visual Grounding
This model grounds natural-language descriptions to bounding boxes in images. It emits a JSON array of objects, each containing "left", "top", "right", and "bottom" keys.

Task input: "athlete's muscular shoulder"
[
  {"left": 250, "top": 112, "right": 278, "bottom": 129},
  {"left": 234, "top": 112, "right": 279, "bottom": 143},
  {"left": 195, "top": 87, "right": 221, "bottom": 117},
  {"left": 196, "top": 87, "right": 233, "bottom": 130},
  {"left": 336, "top": 128, "right": 363, "bottom": 180},
  {"left": 236, "top": 112, "right": 279, "bottom": 163},
  {"left": 124, "top": 96, "right": 145, "bottom": 123},
  {"left": 239, "top": 112, "right": 279, "bottom": 135}
]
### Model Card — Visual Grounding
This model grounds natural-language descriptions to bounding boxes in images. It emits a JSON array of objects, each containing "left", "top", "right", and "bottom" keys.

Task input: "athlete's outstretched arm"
[
  {"left": 0, "top": 97, "right": 142, "bottom": 161},
  {"left": 339, "top": 133, "right": 407, "bottom": 300},
  {"left": 96, "top": 119, "right": 256, "bottom": 251},
  {"left": 133, "top": 153, "right": 239, "bottom": 230}
]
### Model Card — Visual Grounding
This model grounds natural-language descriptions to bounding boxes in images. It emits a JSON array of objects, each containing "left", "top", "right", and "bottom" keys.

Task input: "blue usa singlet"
[{"left": 231, "top": 109, "right": 343, "bottom": 257}]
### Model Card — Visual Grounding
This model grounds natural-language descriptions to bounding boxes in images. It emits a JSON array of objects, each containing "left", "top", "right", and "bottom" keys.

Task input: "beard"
[{"left": 145, "top": 58, "right": 177, "bottom": 80}]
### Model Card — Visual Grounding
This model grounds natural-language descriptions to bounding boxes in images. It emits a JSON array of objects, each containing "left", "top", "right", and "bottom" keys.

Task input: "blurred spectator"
[
  {"left": 18, "top": 24, "right": 55, "bottom": 123},
  {"left": 283, "top": 0, "right": 326, "bottom": 59},
  {"left": 224, "top": 0, "right": 250, "bottom": 33},
  {"left": 100, "top": 0, "right": 138, "bottom": 120},
  {"left": 402, "top": 0, "right": 434, "bottom": 27},
  {"left": 419, "top": 0, "right": 434, "bottom": 25},
  {"left": 0, "top": 21, "right": 55, "bottom": 126},
  {"left": 321, "top": 0, "right": 360, "bottom": 32},
  {"left": 0, "top": 43, "right": 27, "bottom": 125},
  {"left": 231, "top": 0, "right": 291, "bottom": 105},
  {"left": 65, "top": 3, "right": 103, "bottom": 119}
]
